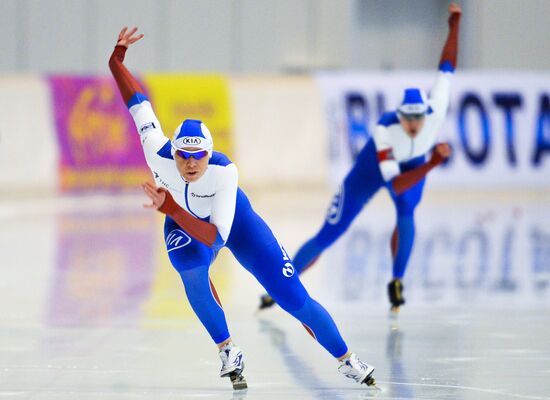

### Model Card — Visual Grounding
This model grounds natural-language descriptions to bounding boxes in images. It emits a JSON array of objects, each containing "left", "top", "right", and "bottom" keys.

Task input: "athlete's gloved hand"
[
  {"left": 142, "top": 181, "right": 181, "bottom": 217},
  {"left": 116, "top": 26, "right": 144, "bottom": 48},
  {"left": 142, "top": 181, "right": 168, "bottom": 211},
  {"left": 141, "top": 181, "right": 219, "bottom": 247},
  {"left": 448, "top": 3, "right": 461, "bottom": 24},
  {"left": 429, "top": 143, "right": 452, "bottom": 167}
]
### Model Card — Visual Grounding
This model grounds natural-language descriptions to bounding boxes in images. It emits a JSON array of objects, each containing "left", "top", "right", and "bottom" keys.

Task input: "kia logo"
[{"left": 182, "top": 137, "right": 201, "bottom": 145}]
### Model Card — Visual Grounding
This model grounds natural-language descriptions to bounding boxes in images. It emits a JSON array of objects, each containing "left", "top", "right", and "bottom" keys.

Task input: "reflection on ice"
[
  {"left": 0, "top": 191, "right": 549, "bottom": 399},
  {"left": 47, "top": 212, "right": 156, "bottom": 326},
  {"left": 324, "top": 194, "right": 550, "bottom": 307}
]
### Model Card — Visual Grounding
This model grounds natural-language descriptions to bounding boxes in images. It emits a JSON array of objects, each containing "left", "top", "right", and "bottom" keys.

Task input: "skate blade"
[
  {"left": 362, "top": 375, "right": 381, "bottom": 390},
  {"left": 230, "top": 372, "right": 248, "bottom": 390},
  {"left": 258, "top": 295, "right": 276, "bottom": 311},
  {"left": 389, "top": 306, "right": 400, "bottom": 318},
  {"left": 363, "top": 375, "right": 376, "bottom": 386}
]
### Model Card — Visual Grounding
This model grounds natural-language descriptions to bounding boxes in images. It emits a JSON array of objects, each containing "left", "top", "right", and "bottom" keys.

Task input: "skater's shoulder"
[
  {"left": 377, "top": 111, "right": 400, "bottom": 127},
  {"left": 156, "top": 141, "right": 174, "bottom": 160},
  {"left": 209, "top": 151, "right": 233, "bottom": 167}
]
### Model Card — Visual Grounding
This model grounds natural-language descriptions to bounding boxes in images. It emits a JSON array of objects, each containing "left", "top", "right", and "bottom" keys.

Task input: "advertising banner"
[
  {"left": 316, "top": 72, "right": 550, "bottom": 188},
  {"left": 143, "top": 74, "right": 233, "bottom": 156},
  {"left": 49, "top": 76, "right": 150, "bottom": 190}
]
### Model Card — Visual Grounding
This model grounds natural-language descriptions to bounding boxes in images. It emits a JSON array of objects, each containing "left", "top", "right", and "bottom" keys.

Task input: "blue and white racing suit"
[
  {"left": 294, "top": 67, "right": 453, "bottom": 280},
  {"left": 129, "top": 94, "right": 348, "bottom": 357}
]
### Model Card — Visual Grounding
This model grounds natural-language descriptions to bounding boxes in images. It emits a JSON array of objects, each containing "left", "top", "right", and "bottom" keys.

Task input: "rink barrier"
[
  {"left": 317, "top": 71, "right": 550, "bottom": 189},
  {"left": 0, "top": 73, "right": 548, "bottom": 192}
]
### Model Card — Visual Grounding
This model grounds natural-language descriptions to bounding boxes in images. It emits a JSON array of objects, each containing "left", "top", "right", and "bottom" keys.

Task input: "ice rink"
[{"left": 1, "top": 188, "right": 550, "bottom": 400}]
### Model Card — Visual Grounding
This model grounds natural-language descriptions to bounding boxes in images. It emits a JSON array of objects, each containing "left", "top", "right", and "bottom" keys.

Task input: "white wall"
[
  {"left": 462, "top": 0, "right": 550, "bottom": 70},
  {"left": 231, "top": 76, "right": 328, "bottom": 188},
  {"left": 0, "top": 76, "right": 59, "bottom": 191},
  {"left": 348, "top": 0, "right": 447, "bottom": 70},
  {"left": 1, "top": 72, "right": 548, "bottom": 192},
  {"left": 2, "top": 0, "right": 550, "bottom": 74}
]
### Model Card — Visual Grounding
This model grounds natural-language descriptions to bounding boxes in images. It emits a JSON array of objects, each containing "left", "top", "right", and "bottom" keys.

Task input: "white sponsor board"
[{"left": 316, "top": 71, "right": 550, "bottom": 189}]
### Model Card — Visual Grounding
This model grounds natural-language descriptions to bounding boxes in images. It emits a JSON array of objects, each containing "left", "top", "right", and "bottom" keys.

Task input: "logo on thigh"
[
  {"left": 282, "top": 262, "right": 295, "bottom": 278},
  {"left": 326, "top": 185, "right": 345, "bottom": 225},
  {"left": 166, "top": 229, "right": 192, "bottom": 252}
]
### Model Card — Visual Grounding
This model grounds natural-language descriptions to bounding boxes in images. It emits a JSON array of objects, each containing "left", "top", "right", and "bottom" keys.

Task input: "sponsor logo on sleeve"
[{"left": 140, "top": 122, "right": 156, "bottom": 134}]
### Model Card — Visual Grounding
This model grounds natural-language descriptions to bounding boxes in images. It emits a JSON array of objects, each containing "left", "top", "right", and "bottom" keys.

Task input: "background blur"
[
  {"left": 1, "top": 1, "right": 550, "bottom": 399},
  {"left": 2, "top": 0, "right": 550, "bottom": 73}
]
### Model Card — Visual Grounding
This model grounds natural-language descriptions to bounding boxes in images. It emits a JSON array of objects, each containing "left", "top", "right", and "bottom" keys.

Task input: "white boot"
[
  {"left": 218, "top": 343, "right": 245, "bottom": 377},
  {"left": 338, "top": 353, "right": 376, "bottom": 386}
]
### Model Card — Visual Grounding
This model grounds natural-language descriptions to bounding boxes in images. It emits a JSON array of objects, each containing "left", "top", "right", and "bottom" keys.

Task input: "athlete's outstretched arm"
[
  {"left": 430, "top": 4, "right": 461, "bottom": 122},
  {"left": 391, "top": 143, "right": 451, "bottom": 195},
  {"left": 108, "top": 28, "right": 169, "bottom": 172},
  {"left": 108, "top": 27, "right": 145, "bottom": 105},
  {"left": 142, "top": 182, "right": 224, "bottom": 248},
  {"left": 438, "top": 3, "right": 462, "bottom": 72}
]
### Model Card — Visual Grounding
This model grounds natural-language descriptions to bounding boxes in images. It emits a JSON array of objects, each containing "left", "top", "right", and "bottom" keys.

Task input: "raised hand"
[
  {"left": 449, "top": 2, "right": 462, "bottom": 17},
  {"left": 116, "top": 26, "right": 144, "bottom": 48},
  {"left": 142, "top": 181, "right": 167, "bottom": 210}
]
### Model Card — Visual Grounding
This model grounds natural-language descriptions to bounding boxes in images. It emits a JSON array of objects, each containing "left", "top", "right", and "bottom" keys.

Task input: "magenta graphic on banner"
[{"left": 49, "top": 76, "right": 149, "bottom": 190}]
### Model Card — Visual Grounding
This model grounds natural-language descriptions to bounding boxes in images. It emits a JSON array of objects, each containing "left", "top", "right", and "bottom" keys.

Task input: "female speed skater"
[
  {"left": 259, "top": 2, "right": 461, "bottom": 313},
  {"left": 109, "top": 27, "right": 376, "bottom": 390}
]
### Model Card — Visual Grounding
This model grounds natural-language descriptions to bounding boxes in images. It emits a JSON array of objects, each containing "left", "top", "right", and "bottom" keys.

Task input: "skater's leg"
[
  {"left": 392, "top": 215, "right": 415, "bottom": 279},
  {"left": 178, "top": 265, "right": 230, "bottom": 344},
  {"left": 261, "top": 184, "right": 373, "bottom": 310},
  {"left": 227, "top": 197, "right": 376, "bottom": 386},
  {"left": 278, "top": 288, "right": 377, "bottom": 380},
  {"left": 292, "top": 237, "right": 323, "bottom": 274},
  {"left": 387, "top": 216, "right": 414, "bottom": 310},
  {"left": 259, "top": 182, "right": 370, "bottom": 310},
  {"left": 287, "top": 295, "right": 349, "bottom": 358},
  {"left": 295, "top": 175, "right": 380, "bottom": 275},
  {"left": 388, "top": 160, "right": 425, "bottom": 310},
  {"left": 391, "top": 175, "right": 425, "bottom": 279},
  {"left": 247, "top": 240, "right": 348, "bottom": 358},
  {"left": 164, "top": 217, "right": 230, "bottom": 344},
  {"left": 165, "top": 217, "right": 246, "bottom": 388}
]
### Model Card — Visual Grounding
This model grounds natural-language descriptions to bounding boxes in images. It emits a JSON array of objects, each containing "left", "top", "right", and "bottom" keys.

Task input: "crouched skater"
[{"left": 109, "top": 27, "right": 376, "bottom": 390}]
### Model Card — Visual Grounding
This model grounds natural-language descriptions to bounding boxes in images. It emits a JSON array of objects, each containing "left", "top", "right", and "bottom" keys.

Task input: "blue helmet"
[
  {"left": 398, "top": 88, "right": 428, "bottom": 115},
  {"left": 171, "top": 119, "right": 213, "bottom": 155}
]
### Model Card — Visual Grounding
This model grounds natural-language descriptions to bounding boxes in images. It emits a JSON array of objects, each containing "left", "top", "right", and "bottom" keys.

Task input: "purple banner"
[{"left": 49, "top": 76, "right": 149, "bottom": 190}]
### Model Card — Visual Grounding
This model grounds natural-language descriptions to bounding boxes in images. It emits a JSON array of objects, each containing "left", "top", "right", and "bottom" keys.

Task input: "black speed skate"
[
  {"left": 258, "top": 293, "right": 276, "bottom": 310},
  {"left": 388, "top": 279, "right": 405, "bottom": 313}
]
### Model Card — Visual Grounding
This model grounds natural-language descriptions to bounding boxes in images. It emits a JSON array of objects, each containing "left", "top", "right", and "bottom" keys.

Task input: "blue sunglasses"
[
  {"left": 176, "top": 149, "right": 209, "bottom": 160},
  {"left": 399, "top": 112, "right": 425, "bottom": 121}
]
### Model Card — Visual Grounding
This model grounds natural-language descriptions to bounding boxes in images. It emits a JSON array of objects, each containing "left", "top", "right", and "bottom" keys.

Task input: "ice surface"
[{"left": 1, "top": 189, "right": 549, "bottom": 399}]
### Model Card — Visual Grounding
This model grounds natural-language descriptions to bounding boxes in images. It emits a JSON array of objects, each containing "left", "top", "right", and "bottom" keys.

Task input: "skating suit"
[
  {"left": 128, "top": 93, "right": 348, "bottom": 357},
  {"left": 294, "top": 65, "right": 454, "bottom": 279}
]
